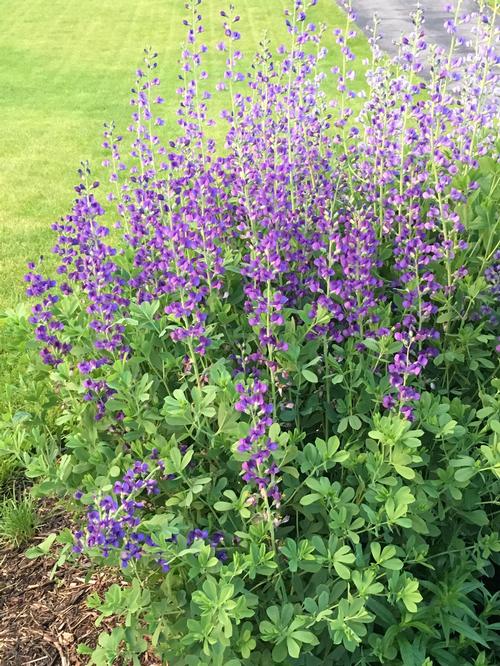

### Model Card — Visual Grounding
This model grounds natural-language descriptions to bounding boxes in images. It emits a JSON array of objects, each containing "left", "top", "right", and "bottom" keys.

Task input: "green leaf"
[
  {"left": 476, "top": 407, "right": 494, "bottom": 419},
  {"left": 25, "top": 533, "right": 57, "bottom": 559},
  {"left": 300, "top": 493, "right": 322, "bottom": 506},
  {"left": 455, "top": 467, "right": 475, "bottom": 482},
  {"left": 271, "top": 641, "right": 288, "bottom": 663},
  {"left": 181, "top": 448, "right": 194, "bottom": 470},
  {"left": 259, "top": 620, "right": 277, "bottom": 636},
  {"left": 490, "top": 419, "right": 500, "bottom": 434},
  {"left": 302, "top": 369, "right": 318, "bottom": 383},
  {"left": 287, "top": 636, "right": 301, "bottom": 659},
  {"left": 348, "top": 415, "right": 362, "bottom": 430},
  {"left": 393, "top": 464, "right": 415, "bottom": 480},
  {"left": 447, "top": 617, "right": 489, "bottom": 648},
  {"left": 291, "top": 630, "right": 318, "bottom": 645},
  {"left": 338, "top": 417, "right": 349, "bottom": 434},
  {"left": 214, "top": 501, "right": 234, "bottom": 512},
  {"left": 332, "top": 450, "right": 350, "bottom": 463},
  {"left": 266, "top": 606, "right": 280, "bottom": 625},
  {"left": 370, "top": 542, "right": 381, "bottom": 562},
  {"left": 410, "top": 515, "right": 429, "bottom": 534},
  {"left": 398, "top": 578, "right": 422, "bottom": 613},
  {"left": 382, "top": 558, "right": 403, "bottom": 571},
  {"left": 333, "top": 561, "right": 351, "bottom": 580},
  {"left": 334, "top": 545, "right": 356, "bottom": 564},
  {"left": 362, "top": 337, "right": 379, "bottom": 352},
  {"left": 398, "top": 636, "right": 422, "bottom": 666}
]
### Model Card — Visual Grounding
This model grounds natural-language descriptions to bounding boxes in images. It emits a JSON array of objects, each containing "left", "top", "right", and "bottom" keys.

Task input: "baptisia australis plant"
[{"left": 15, "top": 0, "right": 500, "bottom": 663}]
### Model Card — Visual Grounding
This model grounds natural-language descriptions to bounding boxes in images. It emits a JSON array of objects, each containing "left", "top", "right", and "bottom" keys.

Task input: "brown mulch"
[{"left": 0, "top": 499, "right": 117, "bottom": 666}]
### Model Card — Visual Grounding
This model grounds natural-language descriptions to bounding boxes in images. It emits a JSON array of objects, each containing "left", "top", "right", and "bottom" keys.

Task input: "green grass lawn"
[{"left": 0, "top": 0, "right": 370, "bottom": 311}]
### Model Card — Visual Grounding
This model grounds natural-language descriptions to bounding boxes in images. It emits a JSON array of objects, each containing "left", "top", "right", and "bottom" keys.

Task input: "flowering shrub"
[{"left": 11, "top": 0, "right": 500, "bottom": 663}]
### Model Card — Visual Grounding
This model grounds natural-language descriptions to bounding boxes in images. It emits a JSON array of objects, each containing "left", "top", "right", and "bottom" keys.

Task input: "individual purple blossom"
[{"left": 187, "top": 528, "right": 209, "bottom": 545}]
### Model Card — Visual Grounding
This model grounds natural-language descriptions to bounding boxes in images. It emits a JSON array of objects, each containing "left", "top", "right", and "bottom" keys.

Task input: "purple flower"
[{"left": 234, "top": 382, "right": 281, "bottom": 506}]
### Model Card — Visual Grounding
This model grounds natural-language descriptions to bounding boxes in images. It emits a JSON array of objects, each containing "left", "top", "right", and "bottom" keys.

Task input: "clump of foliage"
[
  {"left": 0, "top": 490, "right": 38, "bottom": 548},
  {"left": 7, "top": 0, "right": 500, "bottom": 664}
]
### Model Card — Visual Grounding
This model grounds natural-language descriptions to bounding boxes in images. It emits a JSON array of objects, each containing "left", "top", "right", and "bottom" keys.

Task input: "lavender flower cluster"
[
  {"left": 235, "top": 381, "right": 281, "bottom": 506},
  {"left": 73, "top": 452, "right": 232, "bottom": 569},
  {"left": 74, "top": 458, "right": 170, "bottom": 572}
]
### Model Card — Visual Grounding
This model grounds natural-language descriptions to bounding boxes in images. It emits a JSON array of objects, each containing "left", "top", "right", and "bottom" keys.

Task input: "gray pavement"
[{"left": 349, "top": 0, "right": 480, "bottom": 57}]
